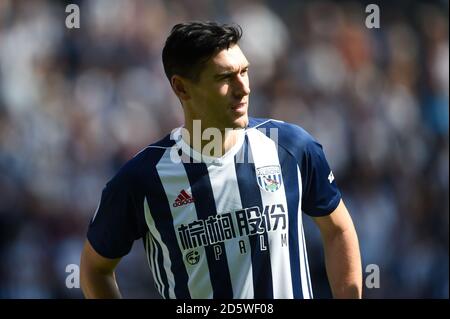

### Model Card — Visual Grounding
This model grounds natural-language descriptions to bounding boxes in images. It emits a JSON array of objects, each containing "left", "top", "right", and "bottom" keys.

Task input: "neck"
[{"left": 183, "top": 119, "right": 241, "bottom": 157}]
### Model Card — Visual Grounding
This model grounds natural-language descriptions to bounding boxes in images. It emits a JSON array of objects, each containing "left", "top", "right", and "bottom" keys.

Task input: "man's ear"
[{"left": 171, "top": 75, "right": 191, "bottom": 101}]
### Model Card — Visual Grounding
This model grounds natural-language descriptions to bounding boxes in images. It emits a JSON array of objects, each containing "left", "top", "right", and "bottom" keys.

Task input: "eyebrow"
[{"left": 214, "top": 63, "right": 250, "bottom": 79}]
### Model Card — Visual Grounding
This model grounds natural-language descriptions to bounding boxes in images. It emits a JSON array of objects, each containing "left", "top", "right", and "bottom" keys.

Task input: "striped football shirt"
[{"left": 87, "top": 117, "right": 341, "bottom": 299}]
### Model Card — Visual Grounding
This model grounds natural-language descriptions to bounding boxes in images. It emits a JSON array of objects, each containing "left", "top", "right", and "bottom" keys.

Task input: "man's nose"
[{"left": 234, "top": 75, "right": 251, "bottom": 97}]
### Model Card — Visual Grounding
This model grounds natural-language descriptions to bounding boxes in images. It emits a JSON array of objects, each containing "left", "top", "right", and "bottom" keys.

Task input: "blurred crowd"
[{"left": 0, "top": 0, "right": 448, "bottom": 298}]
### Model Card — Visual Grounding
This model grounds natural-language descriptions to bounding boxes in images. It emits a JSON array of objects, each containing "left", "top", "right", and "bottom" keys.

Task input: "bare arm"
[
  {"left": 313, "top": 199, "right": 362, "bottom": 298},
  {"left": 80, "top": 240, "right": 123, "bottom": 298}
]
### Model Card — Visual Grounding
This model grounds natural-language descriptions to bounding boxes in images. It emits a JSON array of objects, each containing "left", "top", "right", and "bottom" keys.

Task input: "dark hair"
[{"left": 162, "top": 21, "right": 242, "bottom": 82}]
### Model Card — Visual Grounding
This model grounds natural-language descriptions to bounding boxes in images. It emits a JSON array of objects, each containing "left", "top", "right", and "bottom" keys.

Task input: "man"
[{"left": 80, "top": 21, "right": 362, "bottom": 299}]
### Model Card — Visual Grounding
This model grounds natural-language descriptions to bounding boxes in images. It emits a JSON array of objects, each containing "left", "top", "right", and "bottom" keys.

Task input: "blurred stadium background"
[{"left": 0, "top": 0, "right": 448, "bottom": 298}]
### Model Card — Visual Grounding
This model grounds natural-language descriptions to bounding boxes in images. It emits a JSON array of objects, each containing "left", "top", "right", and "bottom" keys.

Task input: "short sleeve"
[
  {"left": 87, "top": 170, "right": 145, "bottom": 259},
  {"left": 301, "top": 140, "right": 341, "bottom": 217}
]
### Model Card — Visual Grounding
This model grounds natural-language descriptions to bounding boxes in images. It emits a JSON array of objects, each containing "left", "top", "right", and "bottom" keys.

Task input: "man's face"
[{"left": 184, "top": 44, "right": 251, "bottom": 130}]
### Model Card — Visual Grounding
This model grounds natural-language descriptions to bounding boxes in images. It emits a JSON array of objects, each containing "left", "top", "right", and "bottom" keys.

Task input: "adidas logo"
[{"left": 173, "top": 190, "right": 195, "bottom": 207}]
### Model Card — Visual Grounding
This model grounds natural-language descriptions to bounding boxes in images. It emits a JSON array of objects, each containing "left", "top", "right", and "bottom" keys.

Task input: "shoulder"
[
  {"left": 247, "top": 117, "right": 319, "bottom": 158},
  {"left": 109, "top": 132, "right": 176, "bottom": 187}
]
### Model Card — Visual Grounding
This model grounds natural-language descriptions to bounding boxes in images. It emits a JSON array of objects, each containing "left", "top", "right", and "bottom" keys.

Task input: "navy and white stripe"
[{"left": 235, "top": 134, "right": 274, "bottom": 298}]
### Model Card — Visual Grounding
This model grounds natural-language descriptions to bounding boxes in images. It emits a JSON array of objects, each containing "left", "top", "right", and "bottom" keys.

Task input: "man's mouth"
[{"left": 231, "top": 102, "right": 247, "bottom": 110}]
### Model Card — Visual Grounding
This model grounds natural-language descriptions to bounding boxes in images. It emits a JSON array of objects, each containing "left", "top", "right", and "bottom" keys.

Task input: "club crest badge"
[{"left": 256, "top": 165, "right": 283, "bottom": 192}]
